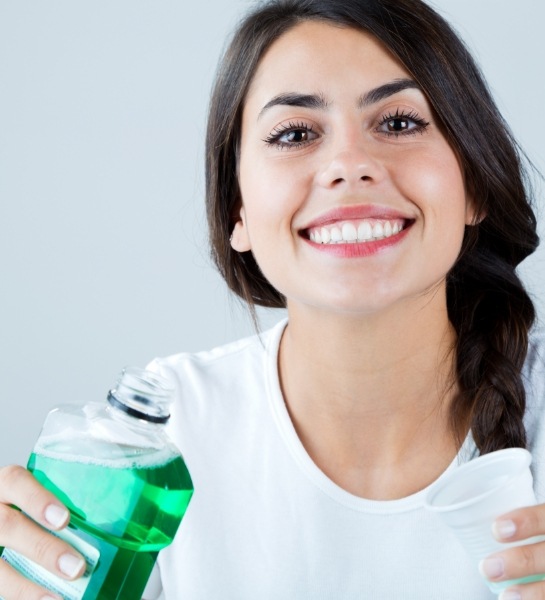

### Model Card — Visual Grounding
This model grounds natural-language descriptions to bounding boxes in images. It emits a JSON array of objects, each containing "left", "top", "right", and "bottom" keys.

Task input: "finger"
[
  {"left": 0, "top": 504, "right": 86, "bottom": 580},
  {"left": 0, "top": 558, "right": 62, "bottom": 600},
  {"left": 480, "top": 543, "right": 545, "bottom": 583},
  {"left": 493, "top": 505, "right": 545, "bottom": 544},
  {"left": 0, "top": 465, "right": 69, "bottom": 530},
  {"left": 498, "top": 579, "right": 545, "bottom": 600}
]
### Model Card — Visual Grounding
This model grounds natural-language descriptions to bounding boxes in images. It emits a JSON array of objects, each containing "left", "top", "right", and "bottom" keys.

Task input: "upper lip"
[{"left": 300, "top": 205, "right": 415, "bottom": 230}]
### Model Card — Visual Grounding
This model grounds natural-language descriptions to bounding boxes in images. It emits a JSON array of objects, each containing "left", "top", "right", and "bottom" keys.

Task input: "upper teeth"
[{"left": 308, "top": 219, "right": 404, "bottom": 244}]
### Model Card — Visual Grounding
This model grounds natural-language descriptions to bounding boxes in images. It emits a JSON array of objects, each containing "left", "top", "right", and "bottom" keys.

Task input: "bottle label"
[{"left": 1, "top": 525, "right": 99, "bottom": 600}]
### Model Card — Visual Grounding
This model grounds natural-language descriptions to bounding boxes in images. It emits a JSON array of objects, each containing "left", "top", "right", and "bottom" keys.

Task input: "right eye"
[{"left": 263, "top": 121, "right": 319, "bottom": 150}]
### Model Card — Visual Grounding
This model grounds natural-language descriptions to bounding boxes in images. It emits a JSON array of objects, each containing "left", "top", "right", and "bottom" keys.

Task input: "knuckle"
[
  {"left": 522, "top": 507, "right": 541, "bottom": 534},
  {"left": 518, "top": 542, "right": 537, "bottom": 573},
  {"left": 32, "top": 531, "right": 59, "bottom": 565},
  {"left": 0, "top": 503, "right": 18, "bottom": 537},
  {"left": 25, "top": 480, "right": 45, "bottom": 509},
  {"left": 0, "top": 465, "right": 52, "bottom": 524},
  {"left": 0, "top": 464, "right": 27, "bottom": 488}
]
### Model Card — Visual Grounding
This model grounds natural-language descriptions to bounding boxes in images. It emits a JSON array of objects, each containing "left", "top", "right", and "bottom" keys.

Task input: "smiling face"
[{"left": 232, "top": 20, "right": 475, "bottom": 317}]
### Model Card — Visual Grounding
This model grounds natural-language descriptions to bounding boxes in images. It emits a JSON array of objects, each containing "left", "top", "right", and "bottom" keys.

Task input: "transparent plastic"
[
  {"left": 1, "top": 367, "right": 193, "bottom": 600},
  {"left": 425, "top": 448, "right": 545, "bottom": 594}
]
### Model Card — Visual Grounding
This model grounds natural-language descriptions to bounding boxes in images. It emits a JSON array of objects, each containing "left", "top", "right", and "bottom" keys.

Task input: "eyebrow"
[
  {"left": 258, "top": 78, "right": 421, "bottom": 119},
  {"left": 358, "top": 78, "right": 420, "bottom": 108},
  {"left": 258, "top": 92, "right": 329, "bottom": 119}
]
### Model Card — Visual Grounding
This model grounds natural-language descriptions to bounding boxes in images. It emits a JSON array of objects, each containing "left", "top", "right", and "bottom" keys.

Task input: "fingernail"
[
  {"left": 499, "top": 591, "right": 522, "bottom": 600},
  {"left": 58, "top": 553, "right": 85, "bottom": 578},
  {"left": 479, "top": 556, "right": 505, "bottom": 579},
  {"left": 44, "top": 504, "right": 69, "bottom": 529},
  {"left": 493, "top": 519, "right": 517, "bottom": 540}
]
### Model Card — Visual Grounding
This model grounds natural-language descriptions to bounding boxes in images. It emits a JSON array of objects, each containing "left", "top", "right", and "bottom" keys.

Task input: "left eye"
[
  {"left": 377, "top": 110, "right": 429, "bottom": 136},
  {"left": 385, "top": 117, "right": 412, "bottom": 132}
]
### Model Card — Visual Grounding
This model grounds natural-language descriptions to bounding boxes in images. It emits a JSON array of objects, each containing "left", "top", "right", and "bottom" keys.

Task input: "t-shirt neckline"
[{"left": 264, "top": 318, "right": 478, "bottom": 514}]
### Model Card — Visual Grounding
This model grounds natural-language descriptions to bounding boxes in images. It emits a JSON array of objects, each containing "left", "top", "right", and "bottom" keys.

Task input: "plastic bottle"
[{"left": 0, "top": 367, "right": 193, "bottom": 600}]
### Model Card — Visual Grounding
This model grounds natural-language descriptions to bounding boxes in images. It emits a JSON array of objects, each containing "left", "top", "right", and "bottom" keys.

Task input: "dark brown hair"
[{"left": 205, "top": 0, "right": 539, "bottom": 453}]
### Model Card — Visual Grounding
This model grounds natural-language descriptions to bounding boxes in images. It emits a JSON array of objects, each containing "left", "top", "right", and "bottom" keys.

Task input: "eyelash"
[
  {"left": 262, "top": 110, "right": 430, "bottom": 150},
  {"left": 377, "top": 109, "right": 430, "bottom": 138},
  {"left": 262, "top": 121, "right": 316, "bottom": 150}
]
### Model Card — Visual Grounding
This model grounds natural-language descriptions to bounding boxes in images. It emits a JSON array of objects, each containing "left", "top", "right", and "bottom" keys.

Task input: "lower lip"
[{"left": 302, "top": 225, "right": 411, "bottom": 258}]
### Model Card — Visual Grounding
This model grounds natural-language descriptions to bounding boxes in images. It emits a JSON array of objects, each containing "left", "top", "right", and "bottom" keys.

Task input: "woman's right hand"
[{"left": 0, "top": 465, "right": 86, "bottom": 600}]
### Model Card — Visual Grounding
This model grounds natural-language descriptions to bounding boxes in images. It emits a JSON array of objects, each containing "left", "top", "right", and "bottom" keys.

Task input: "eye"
[
  {"left": 376, "top": 109, "right": 429, "bottom": 138},
  {"left": 263, "top": 121, "right": 319, "bottom": 150}
]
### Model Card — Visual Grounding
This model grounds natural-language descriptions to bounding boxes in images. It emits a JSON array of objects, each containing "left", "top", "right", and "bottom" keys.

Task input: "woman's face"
[{"left": 233, "top": 21, "right": 475, "bottom": 317}]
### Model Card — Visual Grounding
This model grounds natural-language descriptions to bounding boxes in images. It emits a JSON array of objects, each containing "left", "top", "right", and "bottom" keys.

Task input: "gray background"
[{"left": 1, "top": 0, "right": 543, "bottom": 466}]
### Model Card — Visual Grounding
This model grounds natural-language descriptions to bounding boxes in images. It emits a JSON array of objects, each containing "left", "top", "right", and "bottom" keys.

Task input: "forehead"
[{"left": 244, "top": 20, "right": 411, "bottom": 109}]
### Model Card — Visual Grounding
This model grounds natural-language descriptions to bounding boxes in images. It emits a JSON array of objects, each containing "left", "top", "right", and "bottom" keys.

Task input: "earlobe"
[
  {"left": 230, "top": 207, "right": 252, "bottom": 252},
  {"left": 466, "top": 211, "right": 486, "bottom": 227},
  {"left": 465, "top": 195, "right": 486, "bottom": 226}
]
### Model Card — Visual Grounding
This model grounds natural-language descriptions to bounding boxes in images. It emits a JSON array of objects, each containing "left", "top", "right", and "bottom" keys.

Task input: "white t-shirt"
[{"left": 145, "top": 319, "right": 545, "bottom": 600}]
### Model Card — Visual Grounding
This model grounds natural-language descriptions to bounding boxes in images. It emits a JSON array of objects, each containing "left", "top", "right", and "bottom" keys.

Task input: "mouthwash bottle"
[{"left": 1, "top": 367, "right": 193, "bottom": 600}]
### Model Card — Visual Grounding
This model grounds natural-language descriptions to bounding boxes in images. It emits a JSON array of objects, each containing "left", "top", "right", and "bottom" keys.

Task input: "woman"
[{"left": 0, "top": 0, "right": 543, "bottom": 598}]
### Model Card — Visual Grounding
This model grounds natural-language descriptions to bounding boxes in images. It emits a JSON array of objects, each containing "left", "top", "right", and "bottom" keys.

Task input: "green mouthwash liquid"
[
  {"left": 0, "top": 367, "right": 193, "bottom": 600},
  {"left": 28, "top": 442, "right": 192, "bottom": 599}
]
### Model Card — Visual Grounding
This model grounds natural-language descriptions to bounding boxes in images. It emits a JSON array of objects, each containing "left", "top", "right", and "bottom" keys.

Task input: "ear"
[
  {"left": 230, "top": 206, "right": 252, "bottom": 252},
  {"left": 464, "top": 193, "right": 485, "bottom": 226}
]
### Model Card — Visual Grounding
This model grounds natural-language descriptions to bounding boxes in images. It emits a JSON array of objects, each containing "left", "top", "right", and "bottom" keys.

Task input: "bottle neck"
[
  {"left": 108, "top": 367, "right": 174, "bottom": 425},
  {"left": 107, "top": 391, "right": 170, "bottom": 424}
]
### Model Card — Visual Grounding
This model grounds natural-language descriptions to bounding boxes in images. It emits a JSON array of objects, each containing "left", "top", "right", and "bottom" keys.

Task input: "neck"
[{"left": 278, "top": 294, "right": 463, "bottom": 499}]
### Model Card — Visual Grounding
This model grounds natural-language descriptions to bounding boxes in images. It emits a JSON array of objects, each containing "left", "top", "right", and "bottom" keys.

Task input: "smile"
[{"left": 306, "top": 219, "right": 406, "bottom": 244}]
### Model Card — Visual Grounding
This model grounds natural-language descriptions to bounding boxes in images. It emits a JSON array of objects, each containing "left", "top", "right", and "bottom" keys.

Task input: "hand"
[
  {"left": 479, "top": 503, "right": 545, "bottom": 600},
  {"left": 0, "top": 465, "right": 86, "bottom": 600}
]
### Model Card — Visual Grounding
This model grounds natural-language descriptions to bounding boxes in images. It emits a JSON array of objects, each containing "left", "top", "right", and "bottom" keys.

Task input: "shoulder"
[
  {"left": 147, "top": 318, "right": 286, "bottom": 391},
  {"left": 145, "top": 318, "right": 287, "bottom": 475},
  {"left": 145, "top": 319, "right": 286, "bottom": 448}
]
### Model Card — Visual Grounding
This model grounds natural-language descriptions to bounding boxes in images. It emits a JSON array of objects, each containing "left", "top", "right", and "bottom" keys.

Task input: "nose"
[{"left": 316, "top": 140, "right": 385, "bottom": 190}]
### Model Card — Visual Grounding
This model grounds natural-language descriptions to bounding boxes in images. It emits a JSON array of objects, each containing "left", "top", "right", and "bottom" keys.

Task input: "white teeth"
[
  {"left": 357, "top": 222, "right": 373, "bottom": 241},
  {"left": 372, "top": 222, "right": 384, "bottom": 239},
  {"left": 342, "top": 223, "right": 358, "bottom": 242},
  {"left": 330, "top": 227, "right": 342, "bottom": 242},
  {"left": 309, "top": 218, "right": 405, "bottom": 245},
  {"left": 383, "top": 221, "right": 392, "bottom": 237},
  {"left": 321, "top": 227, "right": 331, "bottom": 243}
]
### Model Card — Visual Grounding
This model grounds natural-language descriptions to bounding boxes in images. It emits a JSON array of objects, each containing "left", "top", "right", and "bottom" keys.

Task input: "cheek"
[
  {"left": 394, "top": 150, "right": 470, "bottom": 271},
  {"left": 238, "top": 156, "right": 307, "bottom": 228},
  {"left": 398, "top": 149, "right": 468, "bottom": 223}
]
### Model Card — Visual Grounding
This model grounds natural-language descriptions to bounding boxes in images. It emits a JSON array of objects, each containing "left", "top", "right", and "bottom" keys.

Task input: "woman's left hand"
[{"left": 479, "top": 503, "right": 545, "bottom": 599}]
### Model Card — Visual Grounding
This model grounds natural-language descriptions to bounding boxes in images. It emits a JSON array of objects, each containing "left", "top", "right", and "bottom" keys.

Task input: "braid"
[{"left": 448, "top": 243, "right": 536, "bottom": 454}]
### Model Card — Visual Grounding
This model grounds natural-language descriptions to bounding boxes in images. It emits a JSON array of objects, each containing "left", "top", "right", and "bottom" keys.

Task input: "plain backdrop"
[{"left": 1, "top": 0, "right": 544, "bottom": 466}]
